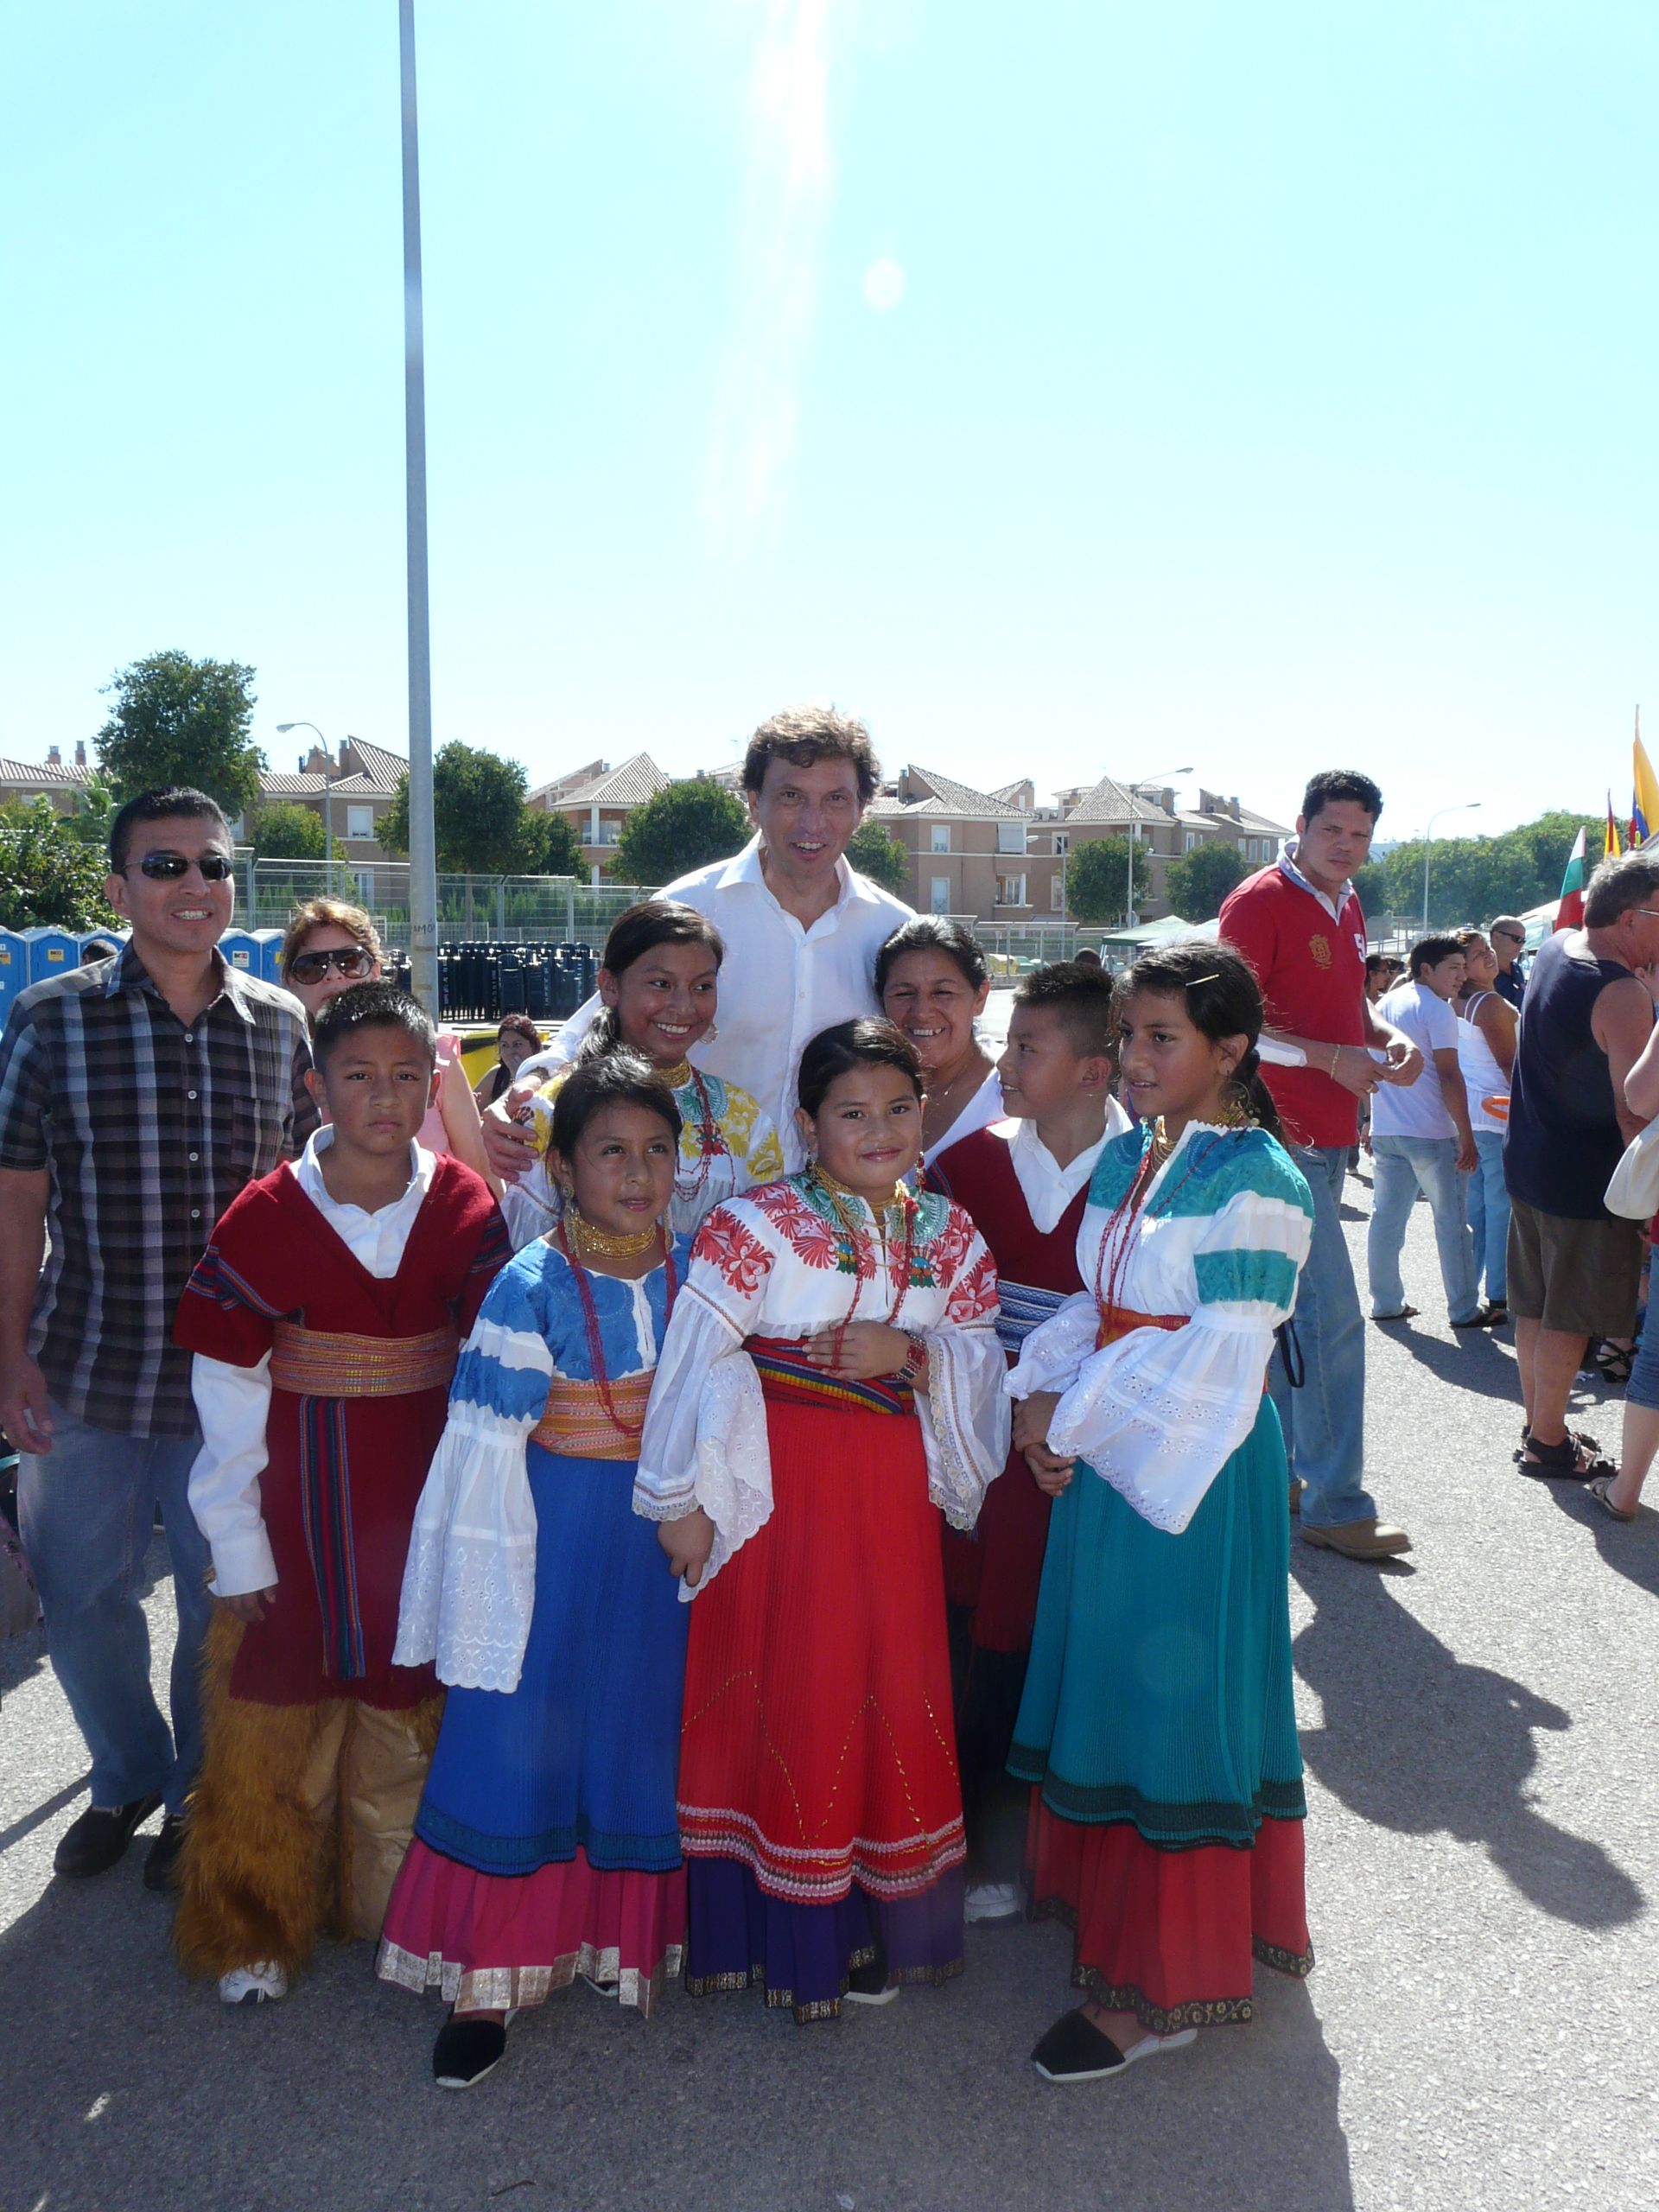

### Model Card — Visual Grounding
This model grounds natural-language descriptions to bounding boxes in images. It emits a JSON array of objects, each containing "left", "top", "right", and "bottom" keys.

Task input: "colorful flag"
[
  {"left": 1554, "top": 824, "right": 1587, "bottom": 931},
  {"left": 1606, "top": 794, "right": 1623, "bottom": 861},
  {"left": 1633, "top": 712, "right": 1659, "bottom": 849}
]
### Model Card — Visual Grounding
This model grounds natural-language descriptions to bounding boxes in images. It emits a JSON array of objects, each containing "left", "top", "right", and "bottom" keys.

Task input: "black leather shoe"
[
  {"left": 54, "top": 1794, "right": 162, "bottom": 1879},
  {"left": 143, "top": 1813, "right": 187, "bottom": 1893},
  {"left": 433, "top": 2017, "right": 507, "bottom": 2090}
]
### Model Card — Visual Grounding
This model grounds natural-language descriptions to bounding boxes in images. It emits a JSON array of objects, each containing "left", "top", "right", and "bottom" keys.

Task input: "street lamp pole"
[
  {"left": 399, "top": 0, "right": 439, "bottom": 1015},
  {"left": 1121, "top": 765, "right": 1192, "bottom": 927},
  {"left": 276, "top": 720, "right": 335, "bottom": 890},
  {"left": 1422, "top": 802, "right": 1480, "bottom": 935}
]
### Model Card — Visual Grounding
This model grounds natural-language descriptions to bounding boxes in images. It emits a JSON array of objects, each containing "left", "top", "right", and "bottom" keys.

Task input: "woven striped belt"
[
  {"left": 995, "top": 1280, "right": 1071, "bottom": 1353},
  {"left": 1096, "top": 1306, "right": 1189, "bottom": 1351},
  {"left": 270, "top": 1321, "right": 459, "bottom": 1398},
  {"left": 530, "top": 1370, "right": 652, "bottom": 1462},
  {"left": 744, "top": 1334, "right": 916, "bottom": 1418}
]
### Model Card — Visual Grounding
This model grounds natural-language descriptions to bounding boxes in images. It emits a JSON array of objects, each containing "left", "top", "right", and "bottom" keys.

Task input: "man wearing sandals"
[{"left": 1504, "top": 849, "right": 1659, "bottom": 1485}]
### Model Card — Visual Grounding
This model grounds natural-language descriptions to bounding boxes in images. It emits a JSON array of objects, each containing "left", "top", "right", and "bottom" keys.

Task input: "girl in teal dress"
[{"left": 1007, "top": 941, "right": 1316, "bottom": 2085}]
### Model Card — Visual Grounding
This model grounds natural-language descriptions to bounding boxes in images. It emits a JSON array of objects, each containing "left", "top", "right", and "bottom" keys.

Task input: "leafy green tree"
[
  {"left": 0, "top": 799, "right": 123, "bottom": 930},
  {"left": 612, "top": 778, "right": 751, "bottom": 887},
  {"left": 1350, "top": 860, "right": 1389, "bottom": 918},
  {"left": 63, "top": 773, "right": 118, "bottom": 850},
  {"left": 1162, "top": 840, "right": 1251, "bottom": 922},
  {"left": 1374, "top": 811, "right": 1604, "bottom": 930},
  {"left": 378, "top": 742, "right": 537, "bottom": 874},
  {"left": 518, "top": 806, "right": 585, "bottom": 877},
  {"left": 245, "top": 801, "right": 330, "bottom": 860},
  {"left": 845, "top": 817, "right": 911, "bottom": 896},
  {"left": 1066, "top": 836, "right": 1133, "bottom": 924},
  {"left": 96, "top": 651, "right": 263, "bottom": 816}
]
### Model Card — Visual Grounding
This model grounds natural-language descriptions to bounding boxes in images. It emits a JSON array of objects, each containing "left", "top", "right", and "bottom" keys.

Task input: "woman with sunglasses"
[{"left": 278, "top": 899, "right": 494, "bottom": 1189}]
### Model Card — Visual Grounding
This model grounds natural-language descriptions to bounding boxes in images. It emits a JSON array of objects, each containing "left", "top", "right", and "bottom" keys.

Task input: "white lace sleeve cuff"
[
  {"left": 1005, "top": 1293, "right": 1098, "bottom": 1399},
  {"left": 393, "top": 1410, "right": 539, "bottom": 1691},
  {"left": 916, "top": 1319, "right": 1012, "bottom": 1530},
  {"left": 1047, "top": 1314, "right": 1278, "bottom": 1535}
]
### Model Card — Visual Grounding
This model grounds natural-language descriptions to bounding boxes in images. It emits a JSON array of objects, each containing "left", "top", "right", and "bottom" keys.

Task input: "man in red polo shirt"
[{"left": 1220, "top": 770, "right": 1422, "bottom": 1561}]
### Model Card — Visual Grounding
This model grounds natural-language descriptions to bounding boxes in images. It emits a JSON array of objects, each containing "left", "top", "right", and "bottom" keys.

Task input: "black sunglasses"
[
  {"left": 126, "top": 851, "right": 235, "bottom": 882},
  {"left": 287, "top": 945, "right": 377, "bottom": 985}
]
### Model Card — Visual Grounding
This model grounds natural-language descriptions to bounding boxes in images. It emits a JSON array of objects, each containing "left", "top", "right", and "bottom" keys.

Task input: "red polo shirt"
[{"left": 1218, "top": 861, "right": 1370, "bottom": 1148}]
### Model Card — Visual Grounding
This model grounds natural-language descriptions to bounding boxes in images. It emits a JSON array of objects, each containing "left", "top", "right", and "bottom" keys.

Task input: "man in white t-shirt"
[{"left": 1367, "top": 936, "right": 1494, "bottom": 1328}]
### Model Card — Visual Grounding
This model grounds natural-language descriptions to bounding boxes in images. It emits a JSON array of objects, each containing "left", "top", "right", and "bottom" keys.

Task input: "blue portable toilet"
[
  {"left": 217, "top": 926, "right": 264, "bottom": 977},
  {"left": 252, "top": 927, "right": 286, "bottom": 983},
  {"left": 23, "top": 925, "right": 80, "bottom": 985},
  {"left": 0, "top": 929, "right": 25, "bottom": 1020}
]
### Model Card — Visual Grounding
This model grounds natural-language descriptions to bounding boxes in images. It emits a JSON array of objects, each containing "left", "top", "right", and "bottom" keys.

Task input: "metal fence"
[{"left": 236, "top": 857, "right": 662, "bottom": 954}]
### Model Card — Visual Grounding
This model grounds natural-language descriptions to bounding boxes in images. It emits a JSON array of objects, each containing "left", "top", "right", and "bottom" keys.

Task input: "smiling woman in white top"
[{"left": 877, "top": 915, "right": 1004, "bottom": 1166}]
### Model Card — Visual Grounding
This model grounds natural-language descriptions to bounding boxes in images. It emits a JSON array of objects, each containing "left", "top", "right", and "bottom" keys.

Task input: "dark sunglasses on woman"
[
  {"left": 286, "top": 945, "right": 377, "bottom": 985},
  {"left": 125, "top": 851, "right": 237, "bottom": 881}
]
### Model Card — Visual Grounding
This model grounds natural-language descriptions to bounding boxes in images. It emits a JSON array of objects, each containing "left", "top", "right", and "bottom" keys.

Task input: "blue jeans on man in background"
[
  {"left": 1368, "top": 1133, "right": 1480, "bottom": 1324},
  {"left": 1463, "top": 1128, "right": 1509, "bottom": 1306},
  {"left": 1269, "top": 1144, "right": 1377, "bottom": 1530},
  {"left": 16, "top": 1401, "right": 213, "bottom": 1816}
]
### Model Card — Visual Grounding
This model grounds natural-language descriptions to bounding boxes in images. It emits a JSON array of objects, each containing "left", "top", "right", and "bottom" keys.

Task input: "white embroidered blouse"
[
  {"left": 1006, "top": 1121, "right": 1314, "bottom": 1534},
  {"left": 633, "top": 1173, "right": 1011, "bottom": 1595}
]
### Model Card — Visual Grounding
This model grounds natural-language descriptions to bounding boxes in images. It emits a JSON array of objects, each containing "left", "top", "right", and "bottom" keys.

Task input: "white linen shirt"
[
  {"left": 187, "top": 1133, "right": 436, "bottom": 1598},
  {"left": 541, "top": 837, "right": 912, "bottom": 1169},
  {"left": 1370, "top": 981, "right": 1460, "bottom": 1141},
  {"left": 1005, "top": 1101, "right": 1133, "bottom": 1235}
]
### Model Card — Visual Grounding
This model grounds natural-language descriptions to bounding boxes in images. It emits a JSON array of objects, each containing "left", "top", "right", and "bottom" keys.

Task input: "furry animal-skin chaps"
[{"left": 173, "top": 1606, "right": 443, "bottom": 1981}]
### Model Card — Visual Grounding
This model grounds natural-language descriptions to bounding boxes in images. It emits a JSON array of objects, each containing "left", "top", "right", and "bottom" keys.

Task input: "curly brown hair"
[
  {"left": 741, "top": 705, "right": 880, "bottom": 808},
  {"left": 278, "top": 897, "right": 383, "bottom": 979}
]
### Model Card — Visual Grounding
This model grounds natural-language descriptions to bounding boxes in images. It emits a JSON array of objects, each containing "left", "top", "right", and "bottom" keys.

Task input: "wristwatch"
[{"left": 897, "top": 1333, "right": 927, "bottom": 1386}]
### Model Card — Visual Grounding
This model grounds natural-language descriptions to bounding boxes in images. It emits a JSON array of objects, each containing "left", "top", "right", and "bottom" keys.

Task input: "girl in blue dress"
[{"left": 380, "top": 1055, "right": 692, "bottom": 2089}]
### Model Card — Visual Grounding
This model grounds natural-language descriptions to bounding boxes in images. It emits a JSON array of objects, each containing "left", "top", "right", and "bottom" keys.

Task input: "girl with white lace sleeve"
[
  {"left": 1008, "top": 942, "right": 1318, "bottom": 2089},
  {"left": 378, "top": 1057, "right": 693, "bottom": 2088},
  {"left": 633, "top": 1018, "right": 1007, "bottom": 2023}
]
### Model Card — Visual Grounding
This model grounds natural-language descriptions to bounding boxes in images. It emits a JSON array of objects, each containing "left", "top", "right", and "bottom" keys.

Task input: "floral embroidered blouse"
[
  {"left": 633, "top": 1173, "right": 1010, "bottom": 1594},
  {"left": 1006, "top": 1121, "right": 1313, "bottom": 1534}
]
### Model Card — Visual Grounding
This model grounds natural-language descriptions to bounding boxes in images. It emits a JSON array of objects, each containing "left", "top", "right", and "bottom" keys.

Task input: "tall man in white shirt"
[
  {"left": 1367, "top": 935, "right": 1493, "bottom": 1329},
  {"left": 486, "top": 706, "right": 912, "bottom": 1183}
]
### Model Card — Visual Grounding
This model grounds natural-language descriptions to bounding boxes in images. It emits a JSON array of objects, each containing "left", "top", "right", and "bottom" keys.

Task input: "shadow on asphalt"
[
  {"left": 1291, "top": 1552, "right": 1644, "bottom": 1930},
  {"left": 1546, "top": 1482, "right": 1659, "bottom": 1600}
]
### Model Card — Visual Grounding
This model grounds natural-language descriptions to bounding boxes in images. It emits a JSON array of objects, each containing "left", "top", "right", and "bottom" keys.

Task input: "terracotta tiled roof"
[
  {"left": 0, "top": 756, "right": 98, "bottom": 787},
  {"left": 550, "top": 753, "right": 671, "bottom": 810},
  {"left": 1063, "top": 775, "right": 1179, "bottom": 828}
]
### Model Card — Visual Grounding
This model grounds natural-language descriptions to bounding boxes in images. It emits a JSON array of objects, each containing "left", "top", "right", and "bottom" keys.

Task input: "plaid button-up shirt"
[{"left": 0, "top": 943, "right": 319, "bottom": 1437}]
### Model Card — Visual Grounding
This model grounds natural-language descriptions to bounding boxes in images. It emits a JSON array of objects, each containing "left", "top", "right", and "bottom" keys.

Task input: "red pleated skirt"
[
  {"left": 677, "top": 1396, "right": 965, "bottom": 1904},
  {"left": 1027, "top": 1794, "right": 1313, "bottom": 2031}
]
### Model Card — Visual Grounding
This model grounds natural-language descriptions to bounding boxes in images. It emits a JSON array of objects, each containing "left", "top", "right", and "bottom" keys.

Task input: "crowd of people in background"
[{"left": 1, "top": 706, "right": 1649, "bottom": 2101}]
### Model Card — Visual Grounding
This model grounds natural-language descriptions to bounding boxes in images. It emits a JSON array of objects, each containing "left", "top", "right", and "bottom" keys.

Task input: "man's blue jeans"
[
  {"left": 16, "top": 1401, "right": 213, "bottom": 1815},
  {"left": 1463, "top": 1128, "right": 1509, "bottom": 1306},
  {"left": 1269, "top": 1144, "right": 1376, "bottom": 1529},
  {"left": 1368, "top": 1133, "right": 1480, "bottom": 1324}
]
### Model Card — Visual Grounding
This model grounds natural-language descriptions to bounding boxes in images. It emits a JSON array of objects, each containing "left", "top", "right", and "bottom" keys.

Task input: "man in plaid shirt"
[{"left": 0, "top": 787, "right": 317, "bottom": 1887}]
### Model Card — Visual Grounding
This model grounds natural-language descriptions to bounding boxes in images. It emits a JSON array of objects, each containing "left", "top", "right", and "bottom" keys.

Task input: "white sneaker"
[
  {"left": 963, "top": 1880, "right": 1022, "bottom": 1924},
  {"left": 219, "top": 1961, "right": 289, "bottom": 2006}
]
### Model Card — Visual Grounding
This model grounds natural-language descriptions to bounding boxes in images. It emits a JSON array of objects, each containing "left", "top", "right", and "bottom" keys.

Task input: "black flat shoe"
[
  {"left": 1031, "top": 2008, "right": 1197, "bottom": 2084},
  {"left": 433, "top": 2017, "right": 507, "bottom": 2090},
  {"left": 143, "top": 1813, "right": 188, "bottom": 1893},
  {"left": 843, "top": 1936, "right": 898, "bottom": 2006},
  {"left": 54, "top": 1794, "right": 162, "bottom": 1879}
]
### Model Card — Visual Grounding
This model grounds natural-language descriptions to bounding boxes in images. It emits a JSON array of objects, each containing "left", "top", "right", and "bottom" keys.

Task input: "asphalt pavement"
[{"left": 4, "top": 1173, "right": 1657, "bottom": 2212}]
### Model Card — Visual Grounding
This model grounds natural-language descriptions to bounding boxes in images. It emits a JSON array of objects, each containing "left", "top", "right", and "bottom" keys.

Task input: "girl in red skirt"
[{"left": 634, "top": 1019, "right": 1009, "bottom": 2019}]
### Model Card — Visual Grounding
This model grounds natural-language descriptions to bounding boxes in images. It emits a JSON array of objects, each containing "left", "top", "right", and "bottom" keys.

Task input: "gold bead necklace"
[{"left": 564, "top": 1206, "right": 663, "bottom": 1259}]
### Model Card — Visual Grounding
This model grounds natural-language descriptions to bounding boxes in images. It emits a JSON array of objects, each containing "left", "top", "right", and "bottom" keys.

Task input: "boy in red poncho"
[
  {"left": 927, "top": 963, "right": 1128, "bottom": 1926},
  {"left": 171, "top": 983, "right": 508, "bottom": 2005}
]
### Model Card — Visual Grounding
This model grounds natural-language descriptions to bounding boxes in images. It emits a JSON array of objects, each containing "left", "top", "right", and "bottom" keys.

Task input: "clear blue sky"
[{"left": 3, "top": 2, "right": 1656, "bottom": 841}]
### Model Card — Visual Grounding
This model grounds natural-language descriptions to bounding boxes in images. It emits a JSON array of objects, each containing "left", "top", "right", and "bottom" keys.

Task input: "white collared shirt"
[
  {"left": 1004, "top": 1103, "right": 1132, "bottom": 1234},
  {"left": 1276, "top": 839, "right": 1354, "bottom": 926},
  {"left": 543, "top": 836, "right": 912, "bottom": 1168},
  {"left": 293, "top": 1128, "right": 436, "bottom": 1278},
  {"left": 187, "top": 1132, "right": 437, "bottom": 1597}
]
